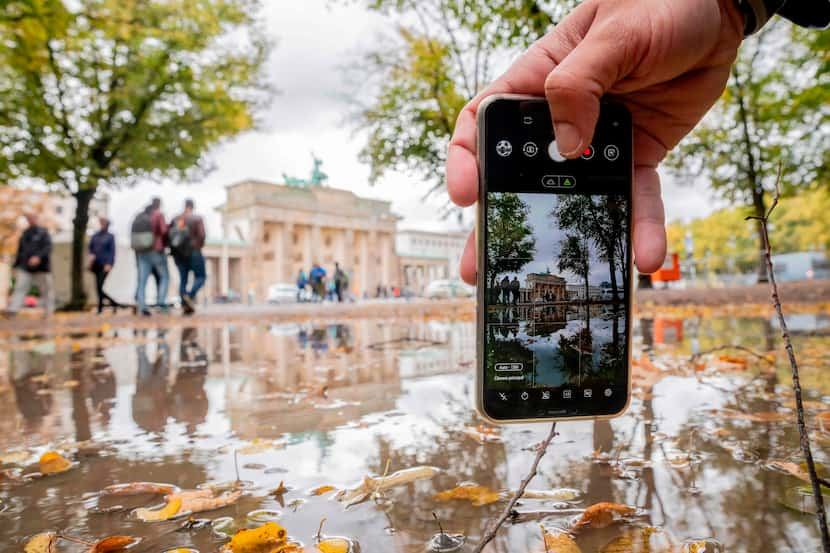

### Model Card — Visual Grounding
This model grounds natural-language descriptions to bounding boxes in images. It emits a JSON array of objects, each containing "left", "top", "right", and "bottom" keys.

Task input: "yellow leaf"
[
  {"left": 574, "top": 502, "right": 635, "bottom": 530},
  {"left": 316, "top": 537, "right": 350, "bottom": 553},
  {"left": 24, "top": 532, "right": 58, "bottom": 553},
  {"left": 600, "top": 527, "right": 672, "bottom": 553},
  {"left": 541, "top": 527, "right": 581, "bottom": 553},
  {"left": 221, "top": 522, "right": 292, "bottom": 553},
  {"left": 433, "top": 483, "right": 502, "bottom": 506},
  {"left": 135, "top": 497, "right": 182, "bottom": 522},
  {"left": 310, "top": 485, "right": 336, "bottom": 496},
  {"left": 39, "top": 451, "right": 72, "bottom": 475}
]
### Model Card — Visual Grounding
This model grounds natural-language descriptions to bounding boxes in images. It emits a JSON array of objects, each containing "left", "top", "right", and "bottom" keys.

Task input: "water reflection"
[{"left": 0, "top": 312, "right": 829, "bottom": 552}]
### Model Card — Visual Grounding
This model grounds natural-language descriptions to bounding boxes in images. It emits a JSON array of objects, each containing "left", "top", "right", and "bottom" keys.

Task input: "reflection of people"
[
  {"left": 170, "top": 327, "right": 209, "bottom": 432},
  {"left": 499, "top": 275, "right": 509, "bottom": 304},
  {"left": 132, "top": 339, "right": 170, "bottom": 433},
  {"left": 8, "top": 212, "right": 54, "bottom": 316},
  {"left": 11, "top": 348, "right": 53, "bottom": 431},
  {"left": 88, "top": 347, "right": 116, "bottom": 424},
  {"left": 448, "top": 1, "right": 828, "bottom": 283}
]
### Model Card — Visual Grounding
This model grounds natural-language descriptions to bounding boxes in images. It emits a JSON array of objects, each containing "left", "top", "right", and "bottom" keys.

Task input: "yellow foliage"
[
  {"left": 316, "top": 537, "right": 350, "bottom": 553},
  {"left": 24, "top": 532, "right": 58, "bottom": 553},
  {"left": 433, "top": 483, "right": 502, "bottom": 506},
  {"left": 39, "top": 451, "right": 72, "bottom": 475},
  {"left": 540, "top": 527, "right": 582, "bottom": 553},
  {"left": 220, "top": 522, "right": 301, "bottom": 553},
  {"left": 134, "top": 497, "right": 182, "bottom": 522}
]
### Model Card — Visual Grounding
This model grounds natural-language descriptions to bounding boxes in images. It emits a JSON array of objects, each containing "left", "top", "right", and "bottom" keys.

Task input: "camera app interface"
[{"left": 481, "top": 99, "right": 631, "bottom": 420}]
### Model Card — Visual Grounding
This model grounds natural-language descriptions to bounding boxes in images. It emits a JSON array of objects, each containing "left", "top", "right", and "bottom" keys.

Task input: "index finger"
[{"left": 446, "top": 3, "right": 595, "bottom": 208}]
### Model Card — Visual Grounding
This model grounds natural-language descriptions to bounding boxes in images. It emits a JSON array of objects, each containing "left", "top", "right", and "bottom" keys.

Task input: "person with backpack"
[
  {"left": 169, "top": 199, "right": 206, "bottom": 315},
  {"left": 132, "top": 197, "right": 169, "bottom": 316}
]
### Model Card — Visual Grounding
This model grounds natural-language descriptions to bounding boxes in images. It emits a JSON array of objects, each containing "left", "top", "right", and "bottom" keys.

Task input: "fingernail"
[{"left": 554, "top": 122, "right": 582, "bottom": 157}]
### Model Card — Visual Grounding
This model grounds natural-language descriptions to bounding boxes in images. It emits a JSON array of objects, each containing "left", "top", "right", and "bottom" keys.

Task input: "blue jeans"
[
  {"left": 136, "top": 251, "right": 169, "bottom": 312},
  {"left": 175, "top": 251, "right": 206, "bottom": 300}
]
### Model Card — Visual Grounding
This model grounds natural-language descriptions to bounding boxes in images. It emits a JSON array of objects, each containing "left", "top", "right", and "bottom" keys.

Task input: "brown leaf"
[
  {"left": 573, "top": 502, "right": 635, "bottom": 530},
  {"left": 171, "top": 488, "right": 242, "bottom": 514},
  {"left": 24, "top": 532, "right": 58, "bottom": 553},
  {"left": 335, "top": 465, "right": 440, "bottom": 505},
  {"left": 600, "top": 527, "right": 673, "bottom": 553},
  {"left": 101, "top": 482, "right": 178, "bottom": 496},
  {"left": 540, "top": 527, "right": 581, "bottom": 553},
  {"left": 433, "top": 483, "right": 503, "bottom": 506},
  {"left": 86, "top": 536, "right": 136, "bottom": 553}
]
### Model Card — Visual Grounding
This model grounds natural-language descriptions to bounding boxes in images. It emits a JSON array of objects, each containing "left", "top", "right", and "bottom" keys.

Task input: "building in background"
[
  {"left": 396, "top": 229, "right": 468, "bottom": 295},
  {"left": 214, "top": 158, "right": 401, "bottom": 300}
]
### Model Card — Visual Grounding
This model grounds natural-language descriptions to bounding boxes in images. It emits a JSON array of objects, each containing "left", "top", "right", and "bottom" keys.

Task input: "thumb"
[{"left": 544, "top": 30, "right": 628, "bottom": 157}]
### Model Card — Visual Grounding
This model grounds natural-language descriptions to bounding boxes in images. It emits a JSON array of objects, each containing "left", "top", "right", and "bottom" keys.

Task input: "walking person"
[
  {"left": 510, "top": 276, "right": 520, "bottom": 305},
  {"left": 296, "top": 269, "right": 308, "bottom": 302},
  {"left": 88, "top": 217, "right": 121, "bottom": 314},
  {"left": 333, "top": 262, "right": 349, "bottom": 303},
  {"left": 169, "top": 199, "right": 206, "bottom": 315},
  {"left": 7, "top": 213, "right": 54, "bottom": 316},
  {"left": 132, "top": 198, "right": 169, "bottom": 316}
]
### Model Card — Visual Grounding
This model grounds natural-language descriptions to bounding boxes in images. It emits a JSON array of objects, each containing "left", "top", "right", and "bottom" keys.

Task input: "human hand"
[
  {"left": 28, "top": 256, "right": 40, "bottom": 268},
  {"left": 447, "top": 0, "right": 744, "bottom": 284}
]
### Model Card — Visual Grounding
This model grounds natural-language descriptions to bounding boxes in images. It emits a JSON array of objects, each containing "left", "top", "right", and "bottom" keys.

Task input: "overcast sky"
[{"left": 107, "top": 0, "right": 722, "bottom": 243}]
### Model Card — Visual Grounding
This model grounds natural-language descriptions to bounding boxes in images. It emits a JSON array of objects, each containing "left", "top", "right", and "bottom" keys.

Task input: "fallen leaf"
[
  {"left": 24, "top": 532, "right": 58, "bottom": 553},
  {"left": 39, "top": 451, "right": 72, "bottom": 475},
  {"left": 541, "top": 527, "right": 581, "bottom": 553},
  {"left": 463, "top": 425, "right": 502, "bottom": 444},
  {"left": 63, "top": 380, "right": 81, "bottom": 388},
  {"left": 86, "top": 536, "right": 136, "bottom": 553},
  {"left": 316, "top": 537, "right": 350, "bottom": 553},
  {"left": 310, "top": 485, "right": 336, "bottom": 496},
  {"left": 271, "top": 481, "right": 289, "bottom": 507},
  {"left": 0, "top": 449, "right": 31, "bottom": 465},
  {"left": 102, "top": 482, "right": 178, "bottom": 496},
  {"left": 818, "top": 412, "right": 830, "bottom": 433},
  {"left": 521, "top": 488, "right": 580, "bottom": 501},
  {"left": 600, "top": 527, "right": 672, "bottom": 553},
  {"left": 335, "top": 465, "right": 440, "bottom": 505},
  {"left": 433, "top": 483, "right": 502, "bottom": 506},
  {"left": 573, "top": 502, "right": 635, "bottom": 530},
  {"left": 714, "top": 354, "right": 749, "bottom": 368},
  {"left": 135, "top": 497, "right": 182, "bottom": 522},
  {"left": 219, "top": 522, "right": 299, "bottom": 553},
  {"left": 171, "top": 488, "right": 242, "bottom": 514},
  {"left": 766, "top": 460, "right": 823, "bottom": 483}
]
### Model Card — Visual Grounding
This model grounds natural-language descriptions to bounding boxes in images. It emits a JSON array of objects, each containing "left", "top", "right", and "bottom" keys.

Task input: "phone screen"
[{"left": 478, "top": 98, "right": 632, "bottom": 421}]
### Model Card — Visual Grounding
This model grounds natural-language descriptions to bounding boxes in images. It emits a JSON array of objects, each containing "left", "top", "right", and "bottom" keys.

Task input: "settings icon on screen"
[{"left": 495, "top": 140, "right": 512, "bottom": 157}]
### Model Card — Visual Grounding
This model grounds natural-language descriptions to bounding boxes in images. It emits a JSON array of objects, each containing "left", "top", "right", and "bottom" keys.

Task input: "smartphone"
[{"left": 476, "top": 95, "right": 633, "bottom": 423}]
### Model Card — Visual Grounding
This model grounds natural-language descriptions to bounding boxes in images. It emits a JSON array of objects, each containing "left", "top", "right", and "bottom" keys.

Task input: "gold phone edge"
[{"left": 473, "top": 93, "right": 635, "bottom": 425}]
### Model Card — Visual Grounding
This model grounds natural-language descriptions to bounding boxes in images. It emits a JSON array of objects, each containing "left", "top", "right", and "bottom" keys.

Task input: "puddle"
[{"left": 0, "top": 311, "right": 829, "bottom": 551}]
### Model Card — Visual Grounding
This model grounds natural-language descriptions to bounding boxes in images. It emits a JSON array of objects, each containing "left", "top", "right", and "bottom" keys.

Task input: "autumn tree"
[
  {"left": 0, "top": 0, "right": 271, "bottom": 308},
  {"left": 485, "top": 193, "right": 535, "bottom": 290},
  {"left": 348, "top": 0, "right": 575, "bottom": 196},
  {"left": 667, "top": 22, "right": 829, "bottom": 283}
]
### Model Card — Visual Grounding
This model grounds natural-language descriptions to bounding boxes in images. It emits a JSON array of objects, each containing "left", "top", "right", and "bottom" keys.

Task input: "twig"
[
  {"left": 472, "top": 422, "right": 557, "bottom": 553},
  {"left": 746, "top": 164, "right": 830, "bottom": 552}
]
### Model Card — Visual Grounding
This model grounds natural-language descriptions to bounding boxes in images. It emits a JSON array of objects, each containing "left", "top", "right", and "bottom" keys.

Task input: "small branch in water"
[
  {"left": 234, "top": 449, "right": 241, "bottom": 484},
  {"left": 689, "top": 344, "right": 773, "bottom": 364},
  {"left": 472, "top": 422, "right": 557, "bottom": 553},
  {"left": 746, "top": 164, "right": 830, "bottom": 553}
]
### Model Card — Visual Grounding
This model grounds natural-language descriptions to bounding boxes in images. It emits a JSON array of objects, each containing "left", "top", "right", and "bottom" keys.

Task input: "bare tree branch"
[
  {"left": 746, "top": 163, "right": 830, "bottom": 552},
  {"left": 472, "top": 422, "right": 557, "bottom": 553}
]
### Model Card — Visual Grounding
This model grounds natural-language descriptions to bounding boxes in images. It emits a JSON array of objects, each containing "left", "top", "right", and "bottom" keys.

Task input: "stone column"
[
  {"left": 311, "top": 224, "right": 322, "bottom": 265},
  {"left": 302, "top": 225, "right": 311, "bottom": 271},
  {"left": 248, "top": 214, "right": 264, "bottom": 302},
  {"left": 280, "top": 221, "right": 293, "bottom": 283},
  {"left": 364, "top": 230, "right": 376, "bottom": 295},
  {"left": 220, "top": 223, "right": 230, "bottom": 296}
]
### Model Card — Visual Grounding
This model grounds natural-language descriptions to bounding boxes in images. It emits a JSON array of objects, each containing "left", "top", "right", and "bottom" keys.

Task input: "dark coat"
[
  {"left": 14, "top": 225, "right": 52, "bottom": 273},
  {"left": 89, "top": 230, "right": 116, "bottom": 268}
]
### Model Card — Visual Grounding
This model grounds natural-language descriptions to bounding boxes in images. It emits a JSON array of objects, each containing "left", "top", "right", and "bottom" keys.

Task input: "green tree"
[
  {"left": 667, "top": 21, "right": 829, "bottom": 283},
  {"left": 0, "top": 0, "right": 271, "bottom": 308},
  {"left": 348, "top": 0, "right": 575, "bottom": 196},
  {"left": 485, "top": 193, "right": 535, "bottom": 290},
  {"left": 558, "top": 233, "right": 590, "bottom": 304}
]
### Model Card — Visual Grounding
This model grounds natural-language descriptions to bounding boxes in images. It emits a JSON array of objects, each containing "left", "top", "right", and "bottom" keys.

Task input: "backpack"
[
  {"left": 168, "top": 217, "right": 193, "bottom": 258},
  {"left": 130, "top": 211, "right": 154, "bottom": 252}
]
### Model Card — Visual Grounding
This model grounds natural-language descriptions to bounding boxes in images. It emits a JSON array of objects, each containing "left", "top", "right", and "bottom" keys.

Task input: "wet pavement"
[{"left": 2, "top": 307, "right": 830, "bottom": 552}]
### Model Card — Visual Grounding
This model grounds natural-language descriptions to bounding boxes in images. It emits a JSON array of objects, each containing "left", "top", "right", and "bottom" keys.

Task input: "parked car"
[
  {"left": 267, "top": 283, "right": 300, "bottom": 304},
  {"left": 424, "top": 279, "right": 475, "bottom": 299}
]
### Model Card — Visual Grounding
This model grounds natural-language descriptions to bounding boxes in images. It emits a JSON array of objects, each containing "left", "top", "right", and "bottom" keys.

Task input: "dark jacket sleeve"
[{"left": 778, "top": 0, "right": 830, "bottom": 28}]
